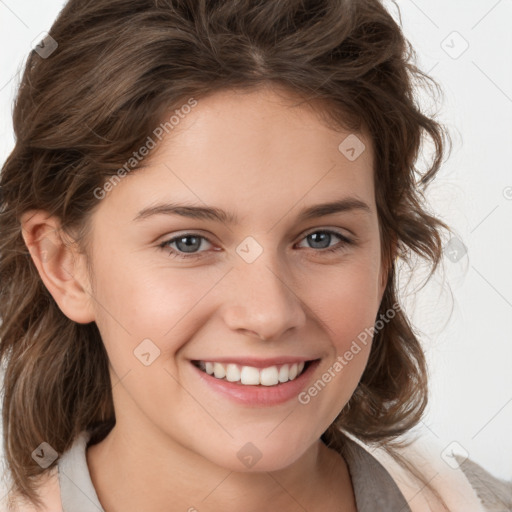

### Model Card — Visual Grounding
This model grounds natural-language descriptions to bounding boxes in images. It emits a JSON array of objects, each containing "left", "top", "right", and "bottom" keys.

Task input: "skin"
[{"left": 21, "top": 84, "right": 388, "bottom": 512}]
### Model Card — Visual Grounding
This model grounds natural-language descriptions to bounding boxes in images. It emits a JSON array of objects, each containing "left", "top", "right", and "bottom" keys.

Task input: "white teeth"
[
  {"left": 197, "top": 360, "right": 308, "bottom": 386},
  {"left": 213, "top": 362, "right": 226, "bottom": 379},
  {"left": 278, "top": 364, "right": 289, "bottom": 383},
  {"left": 240, "top": 366, "right": 260, "bottom": 385},
  {"left": 260, "top": 366, "right": 279, "bottom": 386},
  {"left": 225, "top": 363, "right": 241, "bottom": 382}
]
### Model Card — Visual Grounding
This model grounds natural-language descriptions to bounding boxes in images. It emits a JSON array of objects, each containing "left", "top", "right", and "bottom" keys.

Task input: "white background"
[{"left": 0, "top": 0, "right": 511, "bottom": 487}]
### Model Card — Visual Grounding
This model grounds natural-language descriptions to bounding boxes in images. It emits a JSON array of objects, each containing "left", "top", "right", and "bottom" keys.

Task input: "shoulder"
[
  {"left": 1, "top": 467, "right": 63, "bottom": 512},
  {"left": 356, "top": 435, "right": 493, "bottom": 512}
]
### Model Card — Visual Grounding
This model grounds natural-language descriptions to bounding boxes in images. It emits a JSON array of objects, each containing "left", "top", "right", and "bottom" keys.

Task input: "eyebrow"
[{"left": 133, "top": 197, "right": 371, "bottom": 224}]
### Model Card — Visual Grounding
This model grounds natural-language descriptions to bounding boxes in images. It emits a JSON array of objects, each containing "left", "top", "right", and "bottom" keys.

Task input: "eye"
[
  {"left": 296, "top": 229, "right": 354, "bottom": 254},
  {"left": 158, "top": 229, "right": 354, "bottom": 260},
  {"left": 159, "top": 233, "right": 214, "bottom": 260}
]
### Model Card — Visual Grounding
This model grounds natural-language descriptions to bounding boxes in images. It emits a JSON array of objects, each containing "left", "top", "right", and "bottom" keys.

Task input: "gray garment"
[
  {"left": 341, "top": 437, "right": 412, "bottom": 511},
  {"left": 454, "top": 455, "right": 512, "bottom": 511},
  {"left": 57, "top": 430, "right": 412, "bottom": 512}
]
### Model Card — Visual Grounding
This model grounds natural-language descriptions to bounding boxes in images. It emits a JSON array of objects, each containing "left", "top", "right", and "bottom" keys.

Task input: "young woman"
[{"left": 0, "top": 0, "right": 507, "bottom": 510}]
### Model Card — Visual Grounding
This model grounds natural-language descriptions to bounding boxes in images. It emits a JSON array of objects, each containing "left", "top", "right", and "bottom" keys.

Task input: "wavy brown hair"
[{"left": 0, "top": 0, "right": 452, "bottom": 508}]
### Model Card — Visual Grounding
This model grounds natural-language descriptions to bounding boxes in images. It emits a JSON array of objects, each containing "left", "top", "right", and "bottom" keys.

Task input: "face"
[{"left": 83, "top": 85, "right": 387, "bottom": 472}]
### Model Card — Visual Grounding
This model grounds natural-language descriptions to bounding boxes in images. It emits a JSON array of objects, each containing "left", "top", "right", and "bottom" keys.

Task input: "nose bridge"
[{"left": 222, "top": 241, "right": 306, "bottom": 340}]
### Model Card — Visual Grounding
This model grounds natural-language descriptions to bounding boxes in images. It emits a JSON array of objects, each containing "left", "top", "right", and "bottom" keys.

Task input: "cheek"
[
  {"left": 298, "top": 256, "right": 382, "bottom": 403},
  {"left": 321, "top": 280, "right": 380, "bottom": 355},
  {"left": 303, "top": 254, "right": 383, "bottom": 344},
  {"left": 296, "top": 288, "right": 375, "bottom": 435},
  {"left": 90, "top": 254, "right": 224, "bottom": 371}
]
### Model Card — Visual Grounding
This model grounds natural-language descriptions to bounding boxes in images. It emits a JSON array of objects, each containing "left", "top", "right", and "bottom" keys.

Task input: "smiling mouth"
[{"left": 191, "top": 360, "right": 317, "bottom": 386}]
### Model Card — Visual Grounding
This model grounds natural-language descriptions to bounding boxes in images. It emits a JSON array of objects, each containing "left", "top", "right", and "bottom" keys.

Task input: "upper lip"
[{"left": 191, "top": 357, "right": 320, "bottom": 368}]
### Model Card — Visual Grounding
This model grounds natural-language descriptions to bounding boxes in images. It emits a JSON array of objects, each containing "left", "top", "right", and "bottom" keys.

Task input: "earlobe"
[{"left": 20, "top": 210, "right": 95, "bottom": 324}]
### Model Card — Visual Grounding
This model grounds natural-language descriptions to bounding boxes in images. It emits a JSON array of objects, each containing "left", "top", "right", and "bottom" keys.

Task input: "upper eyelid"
[{"left": 301, "top": 227, "right": 351, "bottom": 238}]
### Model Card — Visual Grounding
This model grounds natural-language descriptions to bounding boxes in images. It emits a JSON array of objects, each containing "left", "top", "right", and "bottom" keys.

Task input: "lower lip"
[{"left": 191, "top": 360, "right": 321, "bottom": 406}]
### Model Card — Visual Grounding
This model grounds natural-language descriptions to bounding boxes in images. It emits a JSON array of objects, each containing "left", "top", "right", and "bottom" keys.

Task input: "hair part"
[{"left": 1, "top": 0, "right": 452, "bottom": 508}]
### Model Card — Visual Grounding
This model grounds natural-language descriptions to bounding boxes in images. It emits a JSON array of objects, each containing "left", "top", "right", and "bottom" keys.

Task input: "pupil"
[
  {"left": 309, "top": 232, "right": 330, "bottom": 249},
  {"left": 177, "top": 236, "right": 200, "bottom": 253}
]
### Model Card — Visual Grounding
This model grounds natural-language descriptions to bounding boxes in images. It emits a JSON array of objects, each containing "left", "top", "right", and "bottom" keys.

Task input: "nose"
[{"left": 221, "top": 253, "right": 307, "bottom": 342}]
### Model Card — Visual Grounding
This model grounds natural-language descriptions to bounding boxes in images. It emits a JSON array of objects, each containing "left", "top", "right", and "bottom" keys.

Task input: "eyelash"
[{"left": 158, "top": 229, "right": 354, "bottom": 260}]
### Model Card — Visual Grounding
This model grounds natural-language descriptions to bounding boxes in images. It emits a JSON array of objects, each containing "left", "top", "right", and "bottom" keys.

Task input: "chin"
[{"left": 202, "top": 436, "right": 314, "bottom": 473}]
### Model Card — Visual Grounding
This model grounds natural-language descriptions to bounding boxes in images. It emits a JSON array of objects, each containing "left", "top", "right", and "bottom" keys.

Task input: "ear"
[{"left": 20, "top": 210, "right": 95, "bottom": 324}]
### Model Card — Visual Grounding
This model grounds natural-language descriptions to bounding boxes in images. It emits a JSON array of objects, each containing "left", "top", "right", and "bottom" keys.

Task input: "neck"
[{"left": 86, "top": 419, "right": 354, "bottom": 512}]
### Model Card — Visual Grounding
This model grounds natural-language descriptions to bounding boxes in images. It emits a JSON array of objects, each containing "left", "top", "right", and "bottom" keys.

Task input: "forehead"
[{"left": 97, "top": 86, "right": 375, "bottom": 224}]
